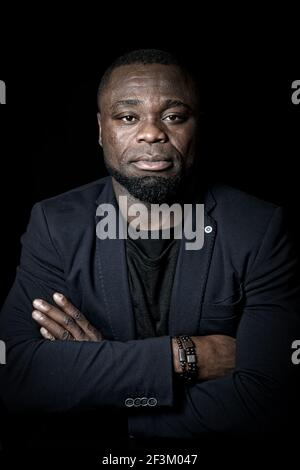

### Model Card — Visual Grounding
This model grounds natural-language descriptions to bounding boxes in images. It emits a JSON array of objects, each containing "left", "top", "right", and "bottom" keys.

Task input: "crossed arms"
[
  {"left": 31, "top": 293, "right": 235, "bottom": 383},
  {"left": 0, "top": 202, "right": 299, "bottom": 436}
]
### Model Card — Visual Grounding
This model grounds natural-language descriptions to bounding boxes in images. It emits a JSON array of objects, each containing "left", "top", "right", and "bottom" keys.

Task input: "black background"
[
  {"left": 0, "top": 18, "right": 300, "bottom": 465},
  {"left": 1, "top": 48, "right": 299, "bottom": 303}
]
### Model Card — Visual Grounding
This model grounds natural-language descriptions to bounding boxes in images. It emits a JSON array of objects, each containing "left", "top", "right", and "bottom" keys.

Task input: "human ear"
[{"left": 97, "top": 112, "right": 102, "bottom": 146}]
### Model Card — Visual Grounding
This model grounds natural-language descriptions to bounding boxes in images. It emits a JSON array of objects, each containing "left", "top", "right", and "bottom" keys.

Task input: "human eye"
[
  {"left": 163, "top": 114, "right": 188, "bottom": 123},
  {"left": 119, "top": 115, "right": 138, "bottom": 123}
]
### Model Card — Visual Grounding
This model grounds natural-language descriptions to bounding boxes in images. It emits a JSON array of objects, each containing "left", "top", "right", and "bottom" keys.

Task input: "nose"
[{"left": 136, "top": 119, "right": 168, "bottom": 144}]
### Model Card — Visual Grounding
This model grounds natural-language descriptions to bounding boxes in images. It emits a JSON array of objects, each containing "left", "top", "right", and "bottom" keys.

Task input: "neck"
[{"left": 111, "top": 177, "right": 197, "bottom": 231}]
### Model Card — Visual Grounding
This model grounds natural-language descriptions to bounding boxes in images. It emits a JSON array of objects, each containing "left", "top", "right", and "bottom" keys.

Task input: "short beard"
[{"left": 104, "top": 162, "right": 184, "bottom": 204}]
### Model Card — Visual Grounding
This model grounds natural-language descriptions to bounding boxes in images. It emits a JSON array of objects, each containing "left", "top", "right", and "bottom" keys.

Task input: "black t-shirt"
[{"left": 125, "top": 229, "right": 180, "bottom": 339}]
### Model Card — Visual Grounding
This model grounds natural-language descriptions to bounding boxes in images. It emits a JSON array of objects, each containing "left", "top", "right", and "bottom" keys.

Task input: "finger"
[
  {"left": 40, "top": 327, "right": 55, "bottom": 341},
  {"left": 32, "top": 298, "right": 87, "bottom": 341},
  {"left": 53, "top": 293, "right": 102, "bottom": 341},
  {"left": 32, "top": 310, "right": 74, "bottom": 341}
]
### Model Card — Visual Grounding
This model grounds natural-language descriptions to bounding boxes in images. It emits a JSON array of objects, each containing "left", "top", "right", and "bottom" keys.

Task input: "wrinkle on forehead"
[{"left": 102, "top": 64, "right": 196, "bottom": 108}]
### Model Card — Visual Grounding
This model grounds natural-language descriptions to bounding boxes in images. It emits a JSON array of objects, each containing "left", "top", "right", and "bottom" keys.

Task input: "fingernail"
[
  {"left": 53, "top": 292, "right": 64, "bottom": 303},
  {"left": 32, "top": 310, "right": 44, "bottom": 321},
  {"left": 40, "top": 327, "right": 55, "bottom": 341},
  {"left": 33, "top": 299, "right": 48, "bottom": 311}
]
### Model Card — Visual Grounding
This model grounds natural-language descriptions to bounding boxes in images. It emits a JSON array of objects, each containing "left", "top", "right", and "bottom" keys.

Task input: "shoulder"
[
  {"left": 210, "top": 184, "right": 278, "bottom": 214},
  {"left": 39, "top": 177, "right": 111, "bottom": 214},
  {"left": 28, "top": 177, "right": 111, "bottom": 239},
  {"left": 207, "top": 184, "right": 283, "bottom": 245}
]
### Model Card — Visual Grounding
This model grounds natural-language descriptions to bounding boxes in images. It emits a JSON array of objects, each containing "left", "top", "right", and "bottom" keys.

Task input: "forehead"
[{"left": 102, "top": 63, "right": 197, "bottom": 107}]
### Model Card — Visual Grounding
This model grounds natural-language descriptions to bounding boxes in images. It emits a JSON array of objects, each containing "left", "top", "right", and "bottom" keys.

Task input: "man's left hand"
[{"left": 32, "top": 293, "right": 103, "bottom": 342}]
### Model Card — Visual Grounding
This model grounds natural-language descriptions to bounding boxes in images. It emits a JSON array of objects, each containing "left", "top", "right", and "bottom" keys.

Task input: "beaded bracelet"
[{"left": 175, "top": 335, "right": 198, "bottom": 382}]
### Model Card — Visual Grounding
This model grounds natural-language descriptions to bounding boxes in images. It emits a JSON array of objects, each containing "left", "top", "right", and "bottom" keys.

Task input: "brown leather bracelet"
[{"left": 175, "top": 335, "right": 198, "bottom": 382}]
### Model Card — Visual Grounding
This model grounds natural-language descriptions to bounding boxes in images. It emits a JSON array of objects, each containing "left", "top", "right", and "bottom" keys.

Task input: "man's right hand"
[
  {"left": 172, "top": 335, "right": 236, "bottom": 381},
  {"left": 32, "top": 293, "right": 103, "bottom": 342}
]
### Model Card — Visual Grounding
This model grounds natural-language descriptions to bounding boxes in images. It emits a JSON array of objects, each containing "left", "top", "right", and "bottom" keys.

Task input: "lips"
[
  {"left": 130, "top": 155, "right": 173, "bottom": 172},
  {"left": 132, "top": 160, "right": 173, "bottom": 171}
]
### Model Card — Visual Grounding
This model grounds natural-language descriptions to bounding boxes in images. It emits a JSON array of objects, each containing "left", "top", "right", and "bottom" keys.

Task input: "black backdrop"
[
  {"left": 1, "top": 31, "right": 300, "bottom": 464},
  {"left": 1, "top": 47, "right": 299, "bottom": 303}
]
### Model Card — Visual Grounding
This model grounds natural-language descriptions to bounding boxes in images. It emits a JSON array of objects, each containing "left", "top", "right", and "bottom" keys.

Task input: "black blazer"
[{"left": 0, "top": 176, "right": 299, "bottom": 438}]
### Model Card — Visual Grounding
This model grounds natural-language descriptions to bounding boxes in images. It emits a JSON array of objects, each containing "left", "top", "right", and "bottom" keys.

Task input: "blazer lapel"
[
  {"left": 168, "top": 189, "right": 217, "bottom": 336},
  {"left": 95, "top": 178, "right": 136, "bottom": 341},
  {"left": 94, "top": 177, "right": 217, "bottom": 340}
]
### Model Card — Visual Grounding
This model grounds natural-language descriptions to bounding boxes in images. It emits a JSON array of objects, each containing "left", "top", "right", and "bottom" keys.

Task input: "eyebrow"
[
  {"left": 163, "top": 99, "right": 192, "bottom": 111},
  {"left": 110, "top": 98, "right": 192, "bottom": 112},
  {"left": 110, "top": 99, "right": 142, "bottom": 110}
]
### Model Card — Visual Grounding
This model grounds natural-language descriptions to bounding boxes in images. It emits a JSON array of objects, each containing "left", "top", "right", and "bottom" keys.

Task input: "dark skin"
[
  {"left": 98, "top": 64, "right": 197, "bottom": 179},
  {"left": 98, "top": 63, "right": 199, "bottom": 218},
  {"left": 32, "top": 63, "right": 236, "bottom": 381}
]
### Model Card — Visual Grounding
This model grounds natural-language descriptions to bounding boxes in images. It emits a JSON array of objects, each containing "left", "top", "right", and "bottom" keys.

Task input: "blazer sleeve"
[
  {"left": 0, "top": 202, "right": 174, "bottom": 412},
  {"left": 129, "top": 207, "right": 300, "bottom": 436}
]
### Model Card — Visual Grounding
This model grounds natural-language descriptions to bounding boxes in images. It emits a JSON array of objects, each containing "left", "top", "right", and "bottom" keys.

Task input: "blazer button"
[
  {"left": 140, "top": 397, "right": 148, "bottom": 406},
  {"left": 205, "top": 225, "right": 213, "bottom": 234},
  {"left": 134, "top": 398, "right": 141, "bottom": 407},
  {"left": 147, "top": 397, "right": 158, "bottom": 407},
  {"left": 125, "top": 398, "right": 134, "bottom": 407}
]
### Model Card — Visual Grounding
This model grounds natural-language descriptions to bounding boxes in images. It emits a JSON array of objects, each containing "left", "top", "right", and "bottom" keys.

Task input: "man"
[{"left": 0, "top": 49, "right": 299, "bottom": 444}]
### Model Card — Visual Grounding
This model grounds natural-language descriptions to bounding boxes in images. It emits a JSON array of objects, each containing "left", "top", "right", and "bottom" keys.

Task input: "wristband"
[{"left": 175, "top": 335, "right": 198, "bottom": 382}]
